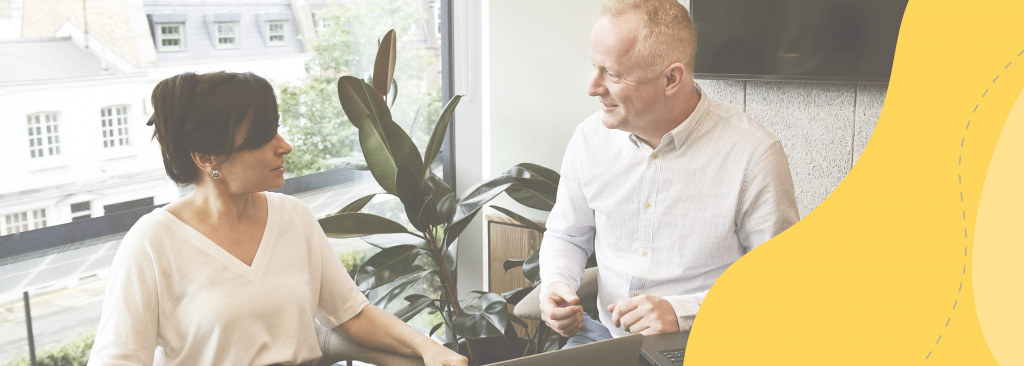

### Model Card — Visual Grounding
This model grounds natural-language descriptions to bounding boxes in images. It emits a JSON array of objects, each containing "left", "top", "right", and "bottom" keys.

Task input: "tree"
[{"left": 278, "top": 0, "right": 441, "bottom": 177}]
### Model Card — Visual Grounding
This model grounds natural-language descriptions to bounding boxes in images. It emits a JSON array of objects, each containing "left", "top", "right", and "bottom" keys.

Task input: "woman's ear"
[{"left": 190, "top": 151, "right": 219, "bottom": 177}]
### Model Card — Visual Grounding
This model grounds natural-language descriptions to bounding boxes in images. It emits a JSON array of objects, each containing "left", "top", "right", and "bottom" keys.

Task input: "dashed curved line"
[{"left": 931, "top": 49, "right": 1020, "bottom": 361}]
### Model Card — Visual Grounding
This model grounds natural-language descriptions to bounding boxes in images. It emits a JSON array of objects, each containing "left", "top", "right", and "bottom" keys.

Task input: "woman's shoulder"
[
  {"left": 266, "top": 192, "right": 315, "bottom": 216},
  {"left": 115, "top": 209, "right": 181, "bottom": 260}
]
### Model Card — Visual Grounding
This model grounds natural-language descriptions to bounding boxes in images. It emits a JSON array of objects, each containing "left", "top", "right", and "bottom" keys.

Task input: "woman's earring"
[{"left": 212, "top": 169, "right": 220, "bottom": 179}]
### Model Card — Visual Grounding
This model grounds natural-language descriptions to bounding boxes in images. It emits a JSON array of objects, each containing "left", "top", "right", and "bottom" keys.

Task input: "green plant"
[
  {"left": 317, "top": 28, "right": 562, "bottom": 364},
  {"left": 2, "top": 330, "right": 95, "bottom": 366}
]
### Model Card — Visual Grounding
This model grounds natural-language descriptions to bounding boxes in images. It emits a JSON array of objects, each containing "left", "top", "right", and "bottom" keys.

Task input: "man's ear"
[
  {"left": 190, "top": 151, "right": 219, "bottom": 176},
  {"left": 663, "top": 62, "right": 688, "bottom": 96}
]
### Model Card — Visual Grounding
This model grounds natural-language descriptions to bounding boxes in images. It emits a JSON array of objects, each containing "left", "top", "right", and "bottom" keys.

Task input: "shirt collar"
[{"left": 626, "top": 82, "right": 709, "bottom": 151}]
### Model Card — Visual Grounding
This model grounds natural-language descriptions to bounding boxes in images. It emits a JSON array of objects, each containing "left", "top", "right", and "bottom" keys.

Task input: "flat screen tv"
[{"left": 691, "top": 0, "right": 908, "bottom": 83}]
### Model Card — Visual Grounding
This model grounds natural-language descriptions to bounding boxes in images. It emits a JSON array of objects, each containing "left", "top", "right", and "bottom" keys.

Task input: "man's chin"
[{"left": 600, "top": 115, "right": 622, "bottom": 130}]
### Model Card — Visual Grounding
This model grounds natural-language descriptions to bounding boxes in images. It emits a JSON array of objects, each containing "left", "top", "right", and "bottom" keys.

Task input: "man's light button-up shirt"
[{"left": 539, "top": 83, "right": 799, "bottom": 336}]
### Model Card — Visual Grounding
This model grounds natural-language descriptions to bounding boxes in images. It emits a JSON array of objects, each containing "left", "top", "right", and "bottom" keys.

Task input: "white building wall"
[{"left": 0, "top": 74, "right": 177, "bottom": 230}]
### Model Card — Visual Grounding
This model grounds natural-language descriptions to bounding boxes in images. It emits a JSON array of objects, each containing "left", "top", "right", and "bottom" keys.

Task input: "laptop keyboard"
[{"left": 660, "top": 348, "right": 685, "bottom": 365}]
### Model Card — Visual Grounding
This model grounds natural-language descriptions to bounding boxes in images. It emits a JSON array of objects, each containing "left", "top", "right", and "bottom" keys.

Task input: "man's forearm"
[{"left": 538, "top": 235, "right": 592, "bottom": 296}]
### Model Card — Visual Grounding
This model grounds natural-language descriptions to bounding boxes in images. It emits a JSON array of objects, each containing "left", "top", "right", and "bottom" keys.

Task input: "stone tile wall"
[{"left": 699, "top": 79, "right": 888, "bottom": 218}]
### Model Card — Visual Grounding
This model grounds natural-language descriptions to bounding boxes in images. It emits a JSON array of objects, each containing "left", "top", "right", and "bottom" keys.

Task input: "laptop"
[
  {"left": 487, "top": 333, "right": 644, "bottom": 366},
  {"left": 639, "top": 330, "right": 690, "bottom": 366}
]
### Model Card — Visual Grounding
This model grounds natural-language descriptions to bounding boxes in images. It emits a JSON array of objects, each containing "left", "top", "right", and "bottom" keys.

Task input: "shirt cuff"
[
  {"left": 539, "top": 274, "right": 581, "bottom": 300},
  {"left": 662, "top": 294, "right": 702, "bottom": 331}
]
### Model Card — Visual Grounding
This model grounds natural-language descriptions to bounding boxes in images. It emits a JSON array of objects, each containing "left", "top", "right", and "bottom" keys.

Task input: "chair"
[{"left": 513, "top": 267, "right": 600, "bottom": 322}]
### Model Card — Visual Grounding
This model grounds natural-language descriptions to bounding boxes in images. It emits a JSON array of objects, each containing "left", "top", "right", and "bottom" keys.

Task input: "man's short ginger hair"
[{"left": 601, "top": 0, "right": 697, "bottom": 78}]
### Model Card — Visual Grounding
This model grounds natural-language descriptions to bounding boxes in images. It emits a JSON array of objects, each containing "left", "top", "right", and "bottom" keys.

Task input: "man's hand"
[
  {"left": 539, "top": 281, "right": 585, "bottom": 337},
  {"left": 607, "top": 294, "right": 679, "bottom": 335}
]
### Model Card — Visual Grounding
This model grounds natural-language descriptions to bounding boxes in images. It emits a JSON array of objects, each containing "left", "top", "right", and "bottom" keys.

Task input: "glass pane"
[{"left": 3, "top": 1, "right": 448, "bottom": 358}]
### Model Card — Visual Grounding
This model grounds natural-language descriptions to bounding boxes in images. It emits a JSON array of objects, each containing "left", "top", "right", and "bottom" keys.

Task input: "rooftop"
[{"left": 0, "top": 37, "right": 122, "bottom": 83}]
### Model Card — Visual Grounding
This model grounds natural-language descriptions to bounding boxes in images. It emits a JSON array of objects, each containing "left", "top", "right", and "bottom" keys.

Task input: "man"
[{"left": 538, "top": 0, "right": 799, "bottom": 347}]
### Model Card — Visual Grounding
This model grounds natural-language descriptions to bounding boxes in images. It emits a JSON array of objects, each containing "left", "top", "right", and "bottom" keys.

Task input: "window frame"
[
  {"left": 156, "top": 22, "right": 186, "bottom": 52},
  {"left": 101, "top": 106, "right": 130, "bottom": 149},
  {"left": 214, "top": 21, "right": 240, "bottom": 49},
  {"left": 265, "top": 20, "right": 288, "bottom": 47},
  {"left": 3, "top": 209, "right": 47, "bottom": 236},
  {"left": 27, "top": 112, "right": 61, "bottom": 159}
]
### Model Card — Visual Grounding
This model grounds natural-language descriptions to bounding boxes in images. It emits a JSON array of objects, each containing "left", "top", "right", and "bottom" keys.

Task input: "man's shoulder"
[{"left": 700, "top": 94, "right": 780, "bottom": 148}]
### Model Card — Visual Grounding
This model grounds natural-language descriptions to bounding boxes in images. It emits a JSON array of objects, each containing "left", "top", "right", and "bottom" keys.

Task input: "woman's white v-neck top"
[{"left": 88, "top": 192, "right": 369, "bottom": 366}]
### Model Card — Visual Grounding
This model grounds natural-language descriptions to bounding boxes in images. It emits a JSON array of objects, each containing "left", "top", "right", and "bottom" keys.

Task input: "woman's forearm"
[{"left": 338, "top": 304, "right": 441, "bottom": 358}]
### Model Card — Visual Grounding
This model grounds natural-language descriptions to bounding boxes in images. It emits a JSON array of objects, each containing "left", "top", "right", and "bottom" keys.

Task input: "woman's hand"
[{"left": 421, "top": 344, "right": 468, "bottom": 366}]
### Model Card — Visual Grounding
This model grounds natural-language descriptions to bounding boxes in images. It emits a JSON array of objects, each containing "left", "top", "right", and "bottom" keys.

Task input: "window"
[
  {"left": 266, "top": 20, "right": 287, "bottom": 46},
  {"left": 3, "top": 209, "right": 46, "bottom": 235},
  {"left": 313, "top": 12, "right": 331, "bottom": 33},
  {"left": 71, "top": 201, "right": 92, "bottom": 221},
  {"left": 27, "top": 112, "right": 60, "bottom": 159},
  {"left": 157, "top": 22, "right": 185, "bottom": 51},
  {"left": 215, "top": 21, "right": 239, "bottom": 49},
  {"left": 101, "top": 106, "right": 130, "bottom": 148}
]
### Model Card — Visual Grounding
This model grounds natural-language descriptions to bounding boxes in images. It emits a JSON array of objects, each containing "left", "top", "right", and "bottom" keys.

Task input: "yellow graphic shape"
[
  {"left": 685, "top": 1, "right": 1024, "bottom": 364},
  {"left": 973, "top": 85, "right": 1024, "bottom": 365}
]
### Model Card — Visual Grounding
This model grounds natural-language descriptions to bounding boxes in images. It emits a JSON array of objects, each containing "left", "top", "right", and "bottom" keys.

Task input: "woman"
[{"left": 88, "top": 72, "right": 466, "bottom": 366}]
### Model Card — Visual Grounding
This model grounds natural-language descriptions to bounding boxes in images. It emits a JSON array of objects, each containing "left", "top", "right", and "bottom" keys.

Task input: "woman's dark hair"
[{"left": 147, "top": 71, "right": 279, "bottom": 185}]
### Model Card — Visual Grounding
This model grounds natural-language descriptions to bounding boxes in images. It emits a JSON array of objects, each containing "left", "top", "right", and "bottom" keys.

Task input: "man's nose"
[{"left": 587, "top": 72, "right": 605, "bottom": 97}]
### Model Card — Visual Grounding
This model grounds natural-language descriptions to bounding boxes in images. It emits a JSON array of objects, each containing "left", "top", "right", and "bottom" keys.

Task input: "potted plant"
[{"left": 318, "top": 29, "right": 565, "bottom": 364}]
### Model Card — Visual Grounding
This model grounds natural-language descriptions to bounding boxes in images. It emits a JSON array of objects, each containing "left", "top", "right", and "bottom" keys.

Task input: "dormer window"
[
  {"left": 266, "top": 20, "right": 287, "bottom": 46},
  {"left": 157, "top": 22, "right": 185, "bottom": 52},
  {"left": 215, "top": 21, "right": 239, "bottom": 49}
]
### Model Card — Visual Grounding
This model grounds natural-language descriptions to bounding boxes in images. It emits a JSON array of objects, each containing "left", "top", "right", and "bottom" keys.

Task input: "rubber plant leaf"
[
  {"left": 423, "top": 95, "right": 462, "bottom": 176},
  {"left": 501, "top": 286, "right": 536, "bottom": 306},
  {"left": 507, "top": 163, "right": 561, "bottom": 187},
  {"left": 506, "top": 177, "right": 558, "bottom": 211},
  {"left": 395, "top": 165, "right": 428, "bottom": 232},
  {"left": 353, "top": 245, "right": 423, "bottom": 291},
  {"left": 318, "top": 212, "right": 409, "bottom": 239},
  {"left": 443, "top": 173, "right": 515, "bottom": 247},
  {"left": 417, "top": 195, "right": 440, "bottom": 227},
  {"left": 443, "top": 241, "right": 457, "bottom": 274},
  {"left": 502, "top": 259, "right": 525, "bottom": 272},
  {"left": 450, "top": 292, "right": 508, "bottom": 339},
  {"left": 429, "top": 322, "right": 445, "bottom": 337},
  {"left": 522, "top": 251, "right": 540, "bottom": 285},
  {"left": 336, "top": 193, "right": 378, "bottom": 214},
  {"left": 360, "top": 115, "right": 425, "bottom": 195},
  {"left": 373, "top": 267, "right": 434, "bottom": 309},
  {"left": 392, "top": 297, "right": 432, "bottom": 323},
  {"left": 373, "top": 29, "right": 397, "bottom": 99},
  {"left": 489, "top": 205, "right": 546, "bottom": 234},
  {"left": 337, "top": 76, "right": 391, "bottom": 128},
  {"left": 361, "top": 233, "right": 429, "bottom": 250}
]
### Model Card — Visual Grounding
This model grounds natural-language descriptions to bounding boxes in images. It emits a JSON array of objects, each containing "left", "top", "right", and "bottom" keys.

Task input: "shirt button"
[
  {"left": 632, "top": 292, "right": 639, "bottom": 297},
  {"left": 641, "top": 250, "right": 648, "bottom": 257},
  {"left": 652, "top": 153, "right": 659, "bottom": 160},
  {"left": 644, "top": 203, "right": 651, "bottom": 209}
]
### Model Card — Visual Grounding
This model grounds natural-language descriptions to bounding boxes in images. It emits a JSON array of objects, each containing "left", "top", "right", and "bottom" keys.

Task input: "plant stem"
[
  {"left": 428, "top": 226, "right": 462, "bottom": 313},
  {"left": 465, "top": 338, "right": 477, "bottom": 366}
]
